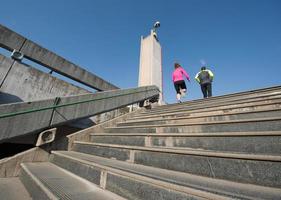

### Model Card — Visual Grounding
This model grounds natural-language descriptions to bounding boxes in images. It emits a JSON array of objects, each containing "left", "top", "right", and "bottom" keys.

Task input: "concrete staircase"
[{"left": 2, "top": 86, "right": 281, "bottom": 199}]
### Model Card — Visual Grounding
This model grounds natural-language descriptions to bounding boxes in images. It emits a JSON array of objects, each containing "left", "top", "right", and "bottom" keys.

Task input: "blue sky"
[{"left": 1, "top": 0, "right": 281, "bottom": 103}]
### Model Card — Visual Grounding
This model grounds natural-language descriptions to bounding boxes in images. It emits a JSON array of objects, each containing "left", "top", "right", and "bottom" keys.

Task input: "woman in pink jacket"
[{"left": 172, "top": 63, "right": 190, "bottom": 102}]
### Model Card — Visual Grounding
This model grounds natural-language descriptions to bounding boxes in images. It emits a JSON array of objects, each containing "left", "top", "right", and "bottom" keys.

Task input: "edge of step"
[
  {"left": 73, "top": 141, "right": 281, "bottom": 162},
  {"left": 90, "top": 131, "right": 281, "bottom": 137},
  {"left": 105, "top": 116, "right": 281, "bottom": 129},
  {"left": 150, "top": 86, "right": 281, "bottom": 109},
  {"left": 52, "top": 150, "right": 281, "bottom": 200},
  {"left": 50, "top": 151, "right": 235, "bottom": 200},
  {"left": 120, "top": 107, "right": 281, "bottom": 125},
  {"left": 20, "top": 162, "right": 126, "bottom": 200},
  {"left": 139, "top": 93, "right": 281, "bottom": 114},
  {"left": 20, "top": 163, "right": 58, "bottom": 200},
  {"left": 51, "top": 151, "right": 227, "bottom": 200}
]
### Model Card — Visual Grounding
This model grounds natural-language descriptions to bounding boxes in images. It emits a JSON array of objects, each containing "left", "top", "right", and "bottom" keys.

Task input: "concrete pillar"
[{"left": 138, "top": 30, "right": 163, "bottom": 104}]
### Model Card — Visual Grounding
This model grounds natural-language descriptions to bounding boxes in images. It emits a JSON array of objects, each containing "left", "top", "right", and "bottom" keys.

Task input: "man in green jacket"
[{"left": 195, "top": 66, "right": 214, "bottom": 98}]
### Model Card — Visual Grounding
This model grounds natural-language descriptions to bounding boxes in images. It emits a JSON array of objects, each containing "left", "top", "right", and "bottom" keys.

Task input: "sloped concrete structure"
[
  {"left": 0, "top": 85, "right": 159, "bottom": 143},
  {"left": 0, "top": 54, "right": 88, "bottom": 104},
  {"left": 0, "top": 24, "right": 118, "bottom": 92}
]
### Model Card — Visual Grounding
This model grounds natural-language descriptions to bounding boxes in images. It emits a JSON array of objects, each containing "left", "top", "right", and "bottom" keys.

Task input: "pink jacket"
[{"left": 172, "top": 67, "right": 190, "bottom": 82}]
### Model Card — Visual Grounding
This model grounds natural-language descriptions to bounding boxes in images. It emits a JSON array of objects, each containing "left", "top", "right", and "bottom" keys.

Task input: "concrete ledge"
[
  {"left": 0, "top": 85, "right": 159, "bottom": 142},
  {"left": 0, "top": 147, "right": 49, "bottom": 178},
  {"left": 0, "top": 98, "right": 55, "bottom": 141}
]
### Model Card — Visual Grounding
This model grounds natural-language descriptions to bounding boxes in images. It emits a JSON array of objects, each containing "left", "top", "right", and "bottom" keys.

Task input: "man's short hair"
[{"left": 201, "top": 66, "right": 206, "bottom": 70}]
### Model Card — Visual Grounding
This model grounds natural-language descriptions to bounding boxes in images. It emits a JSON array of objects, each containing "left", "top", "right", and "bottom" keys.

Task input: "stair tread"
[
  {"left": 134, "top": 97, "right": 281, "bottom": 118},
  {"left": 21, "top": 162, "right": 125, "bottom": 200},
  {"left": 123, "top": 107, "right": 281, "bottom": 123},
  {"left": 90, "top": 131, "right": 281, "bottom": 136},
  {"left": 146, "top": 86, "right": 281, "bottom": 109},
  {"left": 52, "top": 150, "right": 281, "bottom": 200},
  {"left": 74, "top": 141, "right": 281, "bottom": 161},
  {"left": 0, "top": 178, "right": 32, "bottom": 200},
  {"left": 138, "top": 94, "right": 281, "bottom": 113},
  {"left": 105, "top": 116, "right": 281, "bottom": 129}
]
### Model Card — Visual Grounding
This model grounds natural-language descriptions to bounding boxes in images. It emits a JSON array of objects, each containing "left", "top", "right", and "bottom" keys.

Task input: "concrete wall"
[
  {"left": 0, "top": 98, "right": 56, "bottom": 141},
  {"left": 0, "top": 24, "right": 118, "bottom": 91},
  {"left": 0, "top": 54, "right": 88, "bottom": 104},
  {"left": 138, "top": 30, "right": 163, "bottom": 103},
  {"left": 0, "top": 86, "right": 159, "bottom": 143}
]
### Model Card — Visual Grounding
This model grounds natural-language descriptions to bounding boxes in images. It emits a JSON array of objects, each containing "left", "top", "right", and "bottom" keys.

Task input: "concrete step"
[
  {"left": 51, "top": 150, "right": 281, "bottom": 200},
  {"left": 130, "top": 98, "right": 281, "bottom": 121},
  {"left": 72, "top": 141, "right": 281, "bottom": 188},
  {"left": 145, "top": 86, "right": 281, "bottom": 112},
  {"left": 118, "top": 108, "right": 281, "bottom": 127},
  {"left": 136, "top": 95, "right": 281, "bottom": 117},
  {"left": 0, "top": 177, "right": 32, "bottom": 200},
  {"left": 90, "top": 131, "right": 281, "bottom": 155},
  {"left": 20, "top": 162, "right": 125, "bottom": 200},
  {"left": 104, "top": 117, "right": 281, "bottom": 134},
  {"left": 147, "top": 93, "right": 281, "bottom": 114},
  {"left": 150, "top": 85, "right": 281, "bottom": 111},
  {"left": 50, "top": 151, "right": 226, "bottom": 200}
]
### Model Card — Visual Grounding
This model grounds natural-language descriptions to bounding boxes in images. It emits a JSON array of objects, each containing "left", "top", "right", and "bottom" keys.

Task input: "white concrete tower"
[{"left": 138, "top": 24, "right": 163, "bottom": 104}]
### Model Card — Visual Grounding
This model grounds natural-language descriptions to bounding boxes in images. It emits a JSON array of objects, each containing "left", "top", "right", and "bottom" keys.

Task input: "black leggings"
[
  {"left": 201, "top": 83, "right": 212, "bottom": 98},
  {"left": 174, "top": 80, "right": 186, "bottom": 94}
]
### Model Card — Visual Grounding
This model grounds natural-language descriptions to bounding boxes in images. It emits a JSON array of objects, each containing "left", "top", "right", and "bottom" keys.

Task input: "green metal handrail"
[{"left": 0, "top": 88, "right": 159, "bottom": 119}]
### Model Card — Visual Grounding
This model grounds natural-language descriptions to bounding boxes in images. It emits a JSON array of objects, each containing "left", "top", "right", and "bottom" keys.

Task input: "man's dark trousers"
[{"left": 201, "top": 83, "right": 212, "bottom": 98}]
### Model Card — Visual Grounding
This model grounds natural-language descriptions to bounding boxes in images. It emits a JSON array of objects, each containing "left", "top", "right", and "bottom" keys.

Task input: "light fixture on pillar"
[
  {"left": 11, "top": 49, "right": 24, "bottom": 61},
  {"left": 153, "top": 21, "right": 160, "bottom": 29},
  {"left": 153, "top": 21, "right": 160, "bottom": 41}
]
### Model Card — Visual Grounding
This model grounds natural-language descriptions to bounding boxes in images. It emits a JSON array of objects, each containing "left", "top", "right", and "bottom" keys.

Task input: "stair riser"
[
  {"left": 105, "top": 174, "right": 200, "bottom": 200},
  {"left": 134, "top": 99, "right": 281, "bottom": 118},
  {"left": 50, "top": 154, "right": 205, "bottom": 200},
  {"left": 130, "top": 102, "right": 281, "bottom": 121},
  {"left": 73, "top": 143, "right": 281, "bottom": 188},
  {"left": 105, "top": 120, "right": 281, "bottom": 133},
  {"left": 137, "top": 95, "right": 281, "bottom": 115},
  {"left": 92, "top": 135, "right": 146, "bottom": 147},
  {"left": 20, "top": 169, "right": 54, "bottom": 200},
  {"left": 118, "top": 110, "right": 281, "bottom": 127},
  {"left": 147, "top": 89, "right": 281, "bottom": 112},
  {"left": 90, "top": 135, "right": 281, "bottom": 155}
]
